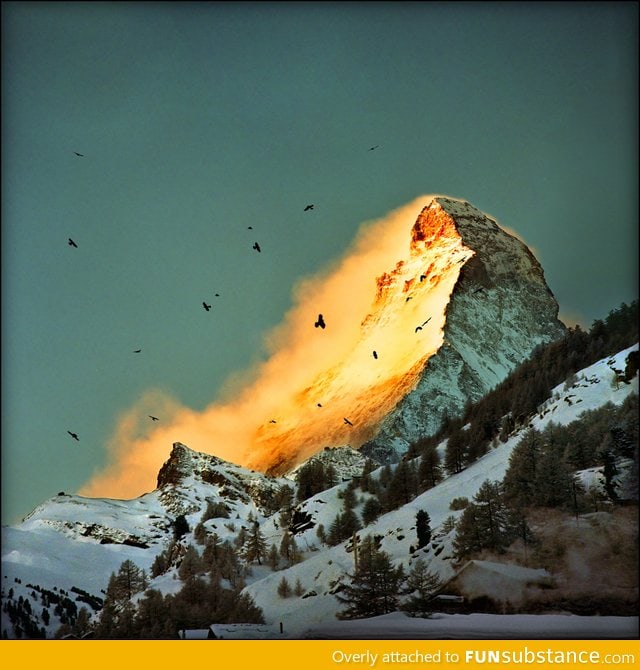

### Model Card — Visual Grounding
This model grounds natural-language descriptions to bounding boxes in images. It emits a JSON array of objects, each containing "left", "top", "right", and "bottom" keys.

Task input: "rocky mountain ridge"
[{"left": 361, "top": 197, "right": 566, "bottom": 462}]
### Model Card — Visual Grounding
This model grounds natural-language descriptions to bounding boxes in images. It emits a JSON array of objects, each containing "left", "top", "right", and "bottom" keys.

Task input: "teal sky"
[{"left": 2, "top": 2, "right": 637, "bottom": 525}]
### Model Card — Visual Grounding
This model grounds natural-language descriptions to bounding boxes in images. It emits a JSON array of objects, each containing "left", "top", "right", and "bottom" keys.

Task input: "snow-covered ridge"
[{"left": 2, "top": 345, "right": 636, "bottom": 638}]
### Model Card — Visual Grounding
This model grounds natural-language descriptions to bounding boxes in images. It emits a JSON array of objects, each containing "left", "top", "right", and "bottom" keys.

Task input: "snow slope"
[{"left": 2, "top": 345, "right": 637, "bottom": 639}]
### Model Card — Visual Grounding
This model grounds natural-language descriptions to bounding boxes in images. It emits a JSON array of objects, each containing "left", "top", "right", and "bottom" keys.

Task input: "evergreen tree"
[
  {"left": 178, "top": 544, "right": 204, "bottom": 581},
  {"left": 336, "top": 535, "right": 405, "bottom": 620},
  {"left": 418, "top": 446, "right": 442, "bottom": 491},
  {"left": 503, "top": 428, "right": 542, "bottom": 509},
  {"left": 201, "top": 500, "right": 230, "bottom": 521},
  {"left": 228, "top": 590, "right": 265, "bottom": 623},
  {"left": 294, "top": 578, "right": 304, "bottom": 597},
  {"left": 172, "top": 514, "right": 190, "bottom": 541},
  {"left": 534, "top": 443, "right": 577, "bottom": 509},
  {"left": 72, "top": 607, "right": 93, "bottom": 638},
  {"left": 296, "top": 460, "right": 337, "bottom": 501},
  {"left": 415, "top": 510, "right": 431, "bottom": 549},
  {"left": 279, "top": 531, "right": 301, "bottom": 566},
  {"left": 386, "top": 460, "right": 418, "bottom": 510},
  {"left": 359, "top": 458, "right": 378, "bottom": 494},
  {"left": 361, "top": 496, "right": 383, "bottom": 526},
  {"left": 242, "top": 521, "right": 268, "bottom": 565},
  {"left": 268, "top": 543, "right": 279, "bottom": 571},
  {"left": 444, "top": 429, "right": 466, "bottom": 475},
  {"left": 277, "top": 576, "right": 291, "bottom": 598},
  {"left": 94, "top": 560, "right": 146, "bottom": 638},
  {"left": 316, "top": 523, "right": 327, "bottom": 545},
  {"left": 453, "top": 480, "right": 516, "bottom": 560},
  {"left": 401, "top": 559, "right": 441, "bottom": 618},
  {"left": 134, "top": 589, "right": 174, "bottom": 639}
]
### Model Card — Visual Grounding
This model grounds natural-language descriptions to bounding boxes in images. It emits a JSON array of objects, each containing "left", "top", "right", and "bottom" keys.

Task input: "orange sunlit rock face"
[
  {"left": 79, "top": 196, "right": 473, "bottom": 499},
  {"left": 246, "top": 201, "right": 472, "bottom": 473}
]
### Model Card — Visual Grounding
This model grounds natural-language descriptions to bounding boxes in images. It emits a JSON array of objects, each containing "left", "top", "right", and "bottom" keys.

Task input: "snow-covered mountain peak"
[{"left": 361, "top": 198, "right": 566, "bottom": 463}]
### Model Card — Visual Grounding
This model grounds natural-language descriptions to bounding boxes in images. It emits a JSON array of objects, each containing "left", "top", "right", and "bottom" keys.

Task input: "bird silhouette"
[
  {"left": 405, "top": 296, "right": 413, "bottom": 302},
  {"left": 68, "top": 238, "right": 78, "bottom": 248},
  {"left": 67, "top": 431, "right": 79, "bottom": 441},
  {"left": 203, "top": 302, "right": 212, "bottom": 311},
  {"left": 419, "top": 274, "right": 427, "bottom": 281},
  {"left": 369, "top": 145, "right": 380, "bottom": 151},
  {"left": 415, "top": 317, "right": 431, "bottom": 332},
  {"left": 269, "top": 419, "right": 277, "bottom": 424},
  {"left": 314, "top": 313, "right": 326, "bottom": 329},
  {"left": 304, "top": 204, "right": 314, "bottom": 211},
  {"left": 149, "top": 415, "right": 159, "bottom": 421},
  {"left": 317, "top": 403, "right": 323, "bottom": 408},
  {"left": 253, "top": 242, "right": 261, "bottom": 252},
  {"left": 344, "top": 418, "right": 354, "bottom": 426},
  {"left": 373, "top": 351, "right": 378, "bottom": 359},
  {"left": 73, "top": 152, "right": 84, "bottom": 157},
  {"left": 133, "top": 349, "right": 142, "bottom": 353},
  {"left": 247, "top": 226, "right": 253, "bottom": 229},
  {"left": 214, "top": 293, "right": 220, "bottom": 297}
]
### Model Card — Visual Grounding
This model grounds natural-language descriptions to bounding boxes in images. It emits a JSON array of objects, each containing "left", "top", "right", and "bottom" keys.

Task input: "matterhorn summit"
[{"left": 360, "top": 197, "right": 566, "bottom": 463}]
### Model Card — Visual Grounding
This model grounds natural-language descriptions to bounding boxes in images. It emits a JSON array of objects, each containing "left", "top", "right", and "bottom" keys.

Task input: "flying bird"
[
  {"left": 68, "top": 238, "right": 78, "bottom": 248},
  {"left": 133, "top": 349, "right": 142, "bottom": 353},
  {"left": 405, "top": 296, "right": 413, "bottom": 302},
  {"left": 73, "top": 152, "right": 84, "bottom": 157},
  {"left": 415, "top": 317, "right": 432, "bottom": 332},
  {"left": 247, "top": 226, "right": 253, "bottom": 229},
  {"left": 253, "top": 242, "right": 261, "bottom": 252},
  {"left": 369, "top": 145, "right": 380, "bottom": 151},
  {"left": 373, "top": 351, "right": 378, "bottom": 359},
  {"left": 67, "top": 431, "right": 79, "bottom": 441},
  {"left": 214, "top": 293, "right": 220, "bottom": 297},
  {"left": 419, "top": 274, "right": 427, "bottom": 282},
  {"left": 317, "top": 403, "right": 323, "bottom": 408},
  {"left": 149, "top": 415, "right": 159, "bottom": 422},
  {"left": 269, "top": 419, "right": 277, "bottom": 424},
  {"left": 344, "top": 418, "right": 354, "bottom": 426},
  {"left": 304, "top": 204, "right": 314, "bottom": 211},
  {"left": 203, "top": 302, "right": 212, "bottom": 311},
  {"left": 314, "top": 313, "right": 326, "bottom": 329}
]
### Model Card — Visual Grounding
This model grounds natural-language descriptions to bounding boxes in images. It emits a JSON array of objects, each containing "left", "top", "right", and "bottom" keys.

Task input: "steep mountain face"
[{"left": 361, "top": 197, "right": 566, "bottom": 463}]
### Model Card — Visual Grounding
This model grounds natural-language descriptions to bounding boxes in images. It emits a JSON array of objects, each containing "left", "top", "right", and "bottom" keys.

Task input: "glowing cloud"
[{"left": 79, "top": 195, "right": 474, "bottom": 500}]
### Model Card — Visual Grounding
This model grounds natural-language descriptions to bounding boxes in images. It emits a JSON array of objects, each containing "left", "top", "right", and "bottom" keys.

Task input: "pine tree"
[
  {"left": 279, "top": 531, "right": 301, "bottom": 566},
  {"left": 503, "top": 428, "right": 542, "bottom": 509},
  {"left": 335, "top": 535, "right": 405, "bottom": 619},
  {"left": 294, "top": 578, "right": 304, "bottom": 597},
  {"left": 415, "top": 510, "right": 431, "bottom": 549},
  {"left": 172, "top": 514, "right": 190, "bottom": 541},
  {"left": 444, "top": 429, "right": 466, "bottom": 475},
  {"left": 418, "top": 446, "right": 442, "bottom": 491},
  {"left": 361, "top": 496, "right": 383, "bottom": 526},
  {"left": 178, "top": 544, "right": 203, "bottom": 581},
  {"left": 268, "top": 543, "right": 279, "bottom": 570},
  {"left": 242, "top": 521, "right": 268, "bottom": 565},
  {"left": 453, "top": 480, "right": 516, "bottom": 560},
  {"left": 72, "top": 607, "right": 93, "bottom": 638},
  {"left": 277, "top": 576, "right": 291, "bottom": 598},
  {"left": 401, "top": 559, "right": 441, "bottom": 618},
  {"left": 94, "top": 560, "right": 146, "bottom": 638},
  {"left": 534, "top": 443, "right": 576, "bottom": 508}
]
